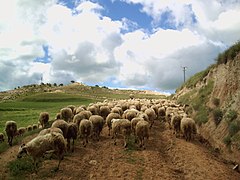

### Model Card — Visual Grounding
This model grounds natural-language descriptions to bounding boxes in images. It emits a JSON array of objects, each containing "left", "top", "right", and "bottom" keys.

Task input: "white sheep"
[
  {"left": 112, "top": 118, "right": 131, "bottom": 148},
  {"left": 5, "top": 120, "right": 17, "bottom": 146},
  {"left": 38, "top": 112, "right": 49, "bottom": 128},
  {"left": 136, "top": 120, "right": 150, "bottom": 149},
  {"left": 79, "top": 119, "right": 93, "bottom": 147},
  {"left": 17, "top": 132, "right": 66, "bottom": 172},
  {"left": 106, "top": 112, "right": 121, "bottom": 136},
  {"left": 38, "top": 127, "right": 63, "bottom": 136}
]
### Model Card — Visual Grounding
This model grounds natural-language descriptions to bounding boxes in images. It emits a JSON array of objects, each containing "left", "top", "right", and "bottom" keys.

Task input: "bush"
[
  {"left": 213, "top": 108, "right": 223, "bottom": 126},
  {"left": 212, "top": 98, "right": 220, "bottom": 107},
  {"left": 226, "top": 110, "right": 238, "bottom": 122},
  {"left": 229, "top": 121, "right": 240, "bottom": 137},
  {"left": 223, "top": 135, "right": 232, "bottom": 146}
]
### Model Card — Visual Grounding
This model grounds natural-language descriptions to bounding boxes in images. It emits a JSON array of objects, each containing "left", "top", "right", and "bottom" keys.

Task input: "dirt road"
[{"left": 0, "top": 120, "right": 239, "bottom": 180}]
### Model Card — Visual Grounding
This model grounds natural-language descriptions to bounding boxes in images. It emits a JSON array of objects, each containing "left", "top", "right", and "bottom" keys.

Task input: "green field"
[{"left": 0, "top": 92, "right": 95, "bottom": 133}]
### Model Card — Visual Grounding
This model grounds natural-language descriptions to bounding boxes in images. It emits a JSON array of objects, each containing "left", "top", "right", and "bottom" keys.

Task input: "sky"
[{"left": 1, "top": 0, "right": 240, "bottom": 94}]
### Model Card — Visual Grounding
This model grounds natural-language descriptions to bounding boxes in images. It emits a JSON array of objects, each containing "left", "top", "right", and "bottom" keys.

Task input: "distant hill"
[
  {"left": 0, "top": 82, "right": 167, "bottom": 102},
  {"left": 174, "top": 41, "right": 240, "bottom": 164}
]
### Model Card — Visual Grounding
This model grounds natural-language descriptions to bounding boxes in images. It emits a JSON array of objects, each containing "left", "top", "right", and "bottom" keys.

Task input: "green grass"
[
  {"left": 8, "top": 156, "right": 35, "bottom": 179},
  {"left": 0, "top": 129, "right": 40, "bottom": 153},
  {"left": 0, "top": 93, "right": 95, "bottom": 133}
]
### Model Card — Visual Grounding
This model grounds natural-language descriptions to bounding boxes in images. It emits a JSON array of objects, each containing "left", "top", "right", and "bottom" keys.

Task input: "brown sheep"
[
  {"left": 66, "top": 122, "right": 78, "bottom": 152},
  {"left": 51, "top": 119, "right": 68, "bottom": 138},
  {"left": 5, "top": 120, "right": 17, "bottom": 146},
  {"left": 136, "top": 120, "right": 149, "bottom": 149},
  {"left": 180, "top": 117, "right": 197, "bottom": 141},
  {"left": 39, "top": 112, "right": 49, "bottom": 128},
  {"left": 79, "top": 119, "right": 93, "bottom": 147},
  {"left": 89, "top": 115, "right": 104, "bottom": 141},
  {"left": 145, "top": 108, "right": 156, "bottom": 128},
  {"left": 0, "top": 133, "right": 4, "bottom": 143},
  {"left": 99, "top": 106, "right": 111, "bottom": 120},
  {"left": 112, "top": 118, "right": 131, "bottom": 148},
  {"left": 60, "top": 107, "right": 73, "bottom": 122},
  {"left": 171, "top": 114, "right": 182, "bottom": 137}
]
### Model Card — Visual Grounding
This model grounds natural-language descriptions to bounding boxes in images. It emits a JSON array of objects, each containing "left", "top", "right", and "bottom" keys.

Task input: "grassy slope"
[{"left": 0, "top": 85, "right": 164, "bottom": 133}]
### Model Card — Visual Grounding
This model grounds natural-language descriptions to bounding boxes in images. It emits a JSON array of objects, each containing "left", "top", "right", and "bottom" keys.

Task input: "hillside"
[
  {"left": 175, "top": 42, "right": 240, "bottom": 165},
  {"left": 0, "top": 82, "right": 167, "bottom": 102}
]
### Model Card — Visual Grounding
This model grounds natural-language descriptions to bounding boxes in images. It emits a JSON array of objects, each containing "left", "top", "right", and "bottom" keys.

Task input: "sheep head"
[{"left": 17, "top": 144, "right": 27, "bottom": 158}]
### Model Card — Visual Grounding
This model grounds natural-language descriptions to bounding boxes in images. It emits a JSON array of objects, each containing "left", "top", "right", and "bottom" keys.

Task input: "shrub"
[
  {"left": 213, "top": 108, "right": 223, "bottom": 126},
  {"left": 229, "top": 120, "right": 240, "bottom": 137},
  {"left": 223, "top": 135, "right": 232, "bottom": 146},
  {"left": 195, "top": 106, "right": 209, "bottom": 125},
  {"left": 212, "top": 98, "right": 220, "bottom": 107},
  {"left": 226, "top": 110, "right": 238, "bottom": 122}
]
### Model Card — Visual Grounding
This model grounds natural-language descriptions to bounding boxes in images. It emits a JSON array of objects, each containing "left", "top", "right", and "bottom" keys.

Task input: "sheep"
[
  {"left": 0, "top": 133, "right": 4, "bottom": 143},
  {"left": 137, "top": 112, "right": 149, "bottom": 121},
  {"left": 112, "top": 118, "right": 131, "bottom": 148},
  {"left": 38, "top": 127, "right": 63, "bottom": 136},
  {"left": 79, "top": 119, "right": 93, "bottom": 147},
  {"left": 39, "top": 112, "right": 49, "bottom": 128},
  {"left": 66, "top": 122, "right": 78, "bottom": 152},
  {"left": 51, "top": 119, "right": 68, "bottom": 138},
  {"left": 170, "top": 114, "right": 182, "bottom": 137},
  {"left": 145, "top": 108, "right": 156, "bottom": 129},
  {"left": 67, "top": 105, "right": 76, "bottom": 113},
  {"left": 73, "top": 114, "right": 85, "bottom": 129},
  {"left": 17, "top": 132, "right": 66, "bottom": 172},
  {"left": 32, "top": 124, "right": 38, "bottom": 130},
  {"left": 106, "top": 113, "right": 121, "bottom": 136},
  {"left": 180, "top": 117, "right": 197, "bottom": 141},
  {"left": 27, "top": 125, "right": 33, "bottom": 132},
  {"left": 89, "top": 115, "right": 104, "bottom": 141},
  {"left": 125, "top": 110, "right": 138, "bottom": 121},
  {"left": 55, "top": 113, "right": 61, "bottom": 120},
  {"left": 131, "top": 117, "right": 144, "bottom": 141},
  {"left": 87, "top": 105, "right": 99, "bottom": 115},
  {"left": 79, "top": 110, "right": 92, "bottom": 119},
  {"left": 5, "top": 120, "right": 17, "bottom": 146},
  {"left": 17, "top": 127, "right": 26, "bottom": 136},
  {"left": 111, "top": 107, "right": 122, "bottom": 115},
  {"left": 158, "top": 107, "right": 166, "bottom": 121},
  {"left": 60, "top": 107, "right": 73, "bottom": 122},
  {"left": 75, "top": 107, "right": 85, "bottom": 115},
  {"left": 129, "top": 94, "right": 134, "bottom": 99},
  {"left": 99, "top": 106, "right": 111, "bottom": 120},
  {"left": 136, "top": 120, "right": 150, "bottom": 149}
]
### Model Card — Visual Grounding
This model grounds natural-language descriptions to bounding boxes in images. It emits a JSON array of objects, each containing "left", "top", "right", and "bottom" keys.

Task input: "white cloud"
[{"left": 0, "top": 0, "right": 240, "bottom": 93}]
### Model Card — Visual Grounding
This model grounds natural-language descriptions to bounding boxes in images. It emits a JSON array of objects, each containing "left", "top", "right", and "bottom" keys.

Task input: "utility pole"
[
  {"left": 40, "top": 74, "right": 43, "bottom": 84},
  {"left": 182, "top": 66, "right": 187, "bottom": 83}
]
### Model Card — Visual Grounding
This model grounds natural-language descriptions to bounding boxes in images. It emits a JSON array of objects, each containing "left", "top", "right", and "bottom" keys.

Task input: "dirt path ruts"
[{"left": 0, "top": 120, "right": 239, "bottom": 180}]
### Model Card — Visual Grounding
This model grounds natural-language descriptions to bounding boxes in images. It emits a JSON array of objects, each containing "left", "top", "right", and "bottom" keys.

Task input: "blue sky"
[{"left": 0, "top": 0, "right": 240, "bottom": 94}]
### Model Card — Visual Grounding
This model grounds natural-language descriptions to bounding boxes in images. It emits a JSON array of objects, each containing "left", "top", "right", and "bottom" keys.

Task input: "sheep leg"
[
  {"left": 72, "top": 139, "right": 74, "bottom": 152},
  {"left": 67, "top": 139, "right": 70, "bottom": 151}
]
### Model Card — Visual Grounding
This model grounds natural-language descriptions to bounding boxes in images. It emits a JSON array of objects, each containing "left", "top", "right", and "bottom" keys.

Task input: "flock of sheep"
[{"left": 1, "top": 97, "right": 197, "bottom": 172}]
